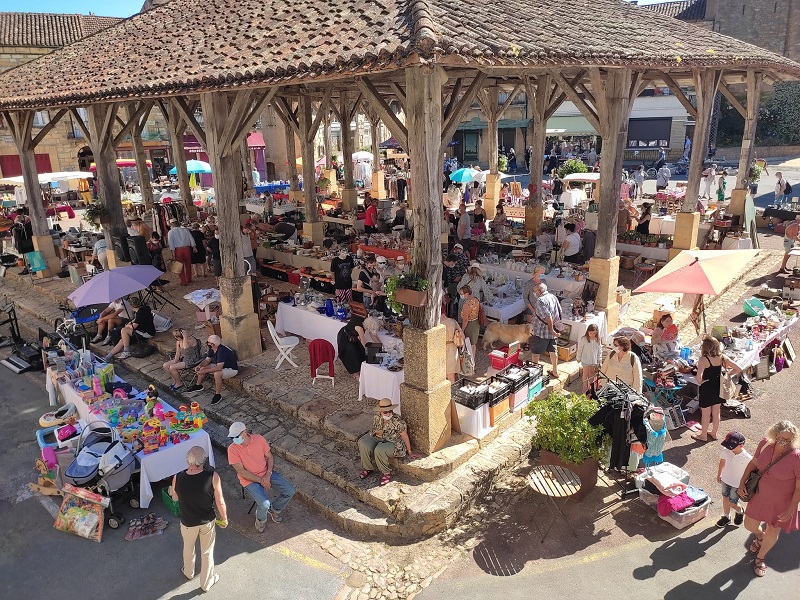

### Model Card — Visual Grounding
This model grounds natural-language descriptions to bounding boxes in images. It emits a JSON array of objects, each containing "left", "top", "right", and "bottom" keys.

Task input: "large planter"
[
  {"left": 394, "top": 287, "right": 428, "bottom": 307},
  {"left": 540, "top": 449, "right": 599, "bottom": 503}
]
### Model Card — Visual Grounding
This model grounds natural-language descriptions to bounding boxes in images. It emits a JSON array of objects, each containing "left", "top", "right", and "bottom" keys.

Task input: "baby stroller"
[{"left": 63, "top": 421, "right": 139, "bottom": 529}]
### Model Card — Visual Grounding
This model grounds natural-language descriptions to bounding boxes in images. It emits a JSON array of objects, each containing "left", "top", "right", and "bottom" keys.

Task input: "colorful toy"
[
  {"left": 141, "top": 419, "right": 161, "bottom": 455},
  {"left": 39, "top": 403, "right": 77, "bottom": 427},
  {"left": 190, "top": 401, "right": 200, "bottom": 417}
]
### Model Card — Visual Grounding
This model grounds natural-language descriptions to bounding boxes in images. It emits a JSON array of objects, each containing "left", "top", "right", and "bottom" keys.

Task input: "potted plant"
[
  {"left": 525, "top": 391, "right": 609, "bottom": 502},
  {"left": 657, "top": 235, "right": 669, "bottom": 249},
  {"left": 83, "top": 201, "right": 108, "bottom": 227},
  {"left": 748, "top": 163, "right": 763, "bottom": 195},
  {"left": 385, "top": 273, "right": 430, "bottom": 313}
]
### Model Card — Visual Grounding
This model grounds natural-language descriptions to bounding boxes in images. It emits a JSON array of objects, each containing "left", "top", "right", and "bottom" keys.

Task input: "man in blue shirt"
[{"left": 185, "top": 335, "right": 239, "bottom": 405}]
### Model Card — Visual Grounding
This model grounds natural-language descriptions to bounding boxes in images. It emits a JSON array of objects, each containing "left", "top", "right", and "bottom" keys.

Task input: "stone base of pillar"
[
  {"left": 371, "top": 172, "right": 387, "bottom": 199},
  {"left": 341, "top": 188, "right": 358, "bottom": 211},
  {"left": 589, "top": 256, "right": 621, "bottom": 331},
  {"left": 219, "top": 275, "right": 262, "bottom": 359},
  {"left": 672, "top": 212, "right": 701, "bottom": 253},
  {"left": 289, "top": 190, "right": 304, "bottom": 203},
  {"left": 525, "top": 207, "right": 544, "bottom": 236},
  {"left": 483, "top": 174, "right": 502, "bottom": 219},
  {"left": 186, "top": 205, "right": 199, "bottom": 219},
  {"left": 302, "top": 221, "right": 325, "bottom": 246},
  {"left": 727, "top": 189, "right": 747, "bottom": 218},
  {"left": 399, "top": 325, "right": 450, "bottom": 455},
  {"left": 32, "top": 235, "right": 61, "bottom": 278},
  {"left": 323, "top": 169, "right": 339, "bottom": 194},
  {"left": 105, "top": 252, "right": 131, "bottom": 269}
]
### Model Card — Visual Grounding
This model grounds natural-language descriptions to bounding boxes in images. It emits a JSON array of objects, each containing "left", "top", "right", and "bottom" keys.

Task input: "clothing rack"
[{"left": 595, "top": 372, "right": 651, "bottom": 500}]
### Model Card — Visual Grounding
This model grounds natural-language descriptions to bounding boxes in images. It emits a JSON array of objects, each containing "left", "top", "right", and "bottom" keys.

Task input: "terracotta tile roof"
[
  {"left": 0, "top": 12, "right": 122, "bottom": 49},
  {"left": 0, "top": 0, "right": 797, "bottom": 110},
  {"left": 641, "top": 0, "right": 707, "bottom": 21}
]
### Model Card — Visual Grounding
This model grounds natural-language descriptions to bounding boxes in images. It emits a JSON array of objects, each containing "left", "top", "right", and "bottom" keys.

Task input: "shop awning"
[
  {"left": 247, "top": 132, "right": 265, "bottom": 148},
  {"left": 545, "top": 116, "right": 596, "bottom": 135},
  {"left": 183, "top": 132, "right": 265, "bottom": 151}
]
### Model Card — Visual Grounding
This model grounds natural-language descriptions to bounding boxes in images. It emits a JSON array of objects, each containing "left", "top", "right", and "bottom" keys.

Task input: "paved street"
[{"left": 0, "top": 362, "right": 347, "bottom": 599}]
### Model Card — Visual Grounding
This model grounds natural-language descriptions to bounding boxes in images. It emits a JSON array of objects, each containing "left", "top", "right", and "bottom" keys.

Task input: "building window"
[
  {"left": 627, "top": 118, "right": 672, "bottom": 149},
  {"left": 32, "top": 111, "right": 50, "bottom": 127}
]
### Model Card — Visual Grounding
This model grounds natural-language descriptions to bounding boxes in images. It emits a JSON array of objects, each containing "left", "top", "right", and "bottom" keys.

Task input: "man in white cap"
[
  {"left": 226, "top": 421, "right": 295, "bottom": 532},
  {"left": 184, "top": 335, "right": 239, "bottom": 405},
  {"left": 166, "top": 218, "right": 196, "bottom": 285}
]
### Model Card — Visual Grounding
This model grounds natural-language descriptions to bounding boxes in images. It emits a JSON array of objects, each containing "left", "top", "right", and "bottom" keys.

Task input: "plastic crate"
[
  {"left": 487, "top": 377, "right": 511, "bottom": 406},
  {"left": 161, "top": 486, "right": 180, "bottom": 517},
  {"left": 521, "top": 361, "right": 544, "bottom": 383},
  {"left": 639, "top": 488, "right": 710, "bottom": 529},
  {"left": 452, "top": 379, "right": 489, "bottom": 410},
  {"left": 489, "top": 346, "right": 521, "bottom": 370},
  {"left": 498, "top": 365, "right": 529, "bottom": 392},
  {"left": 509, "top": 388, "right": 530, "bottom": 412}
]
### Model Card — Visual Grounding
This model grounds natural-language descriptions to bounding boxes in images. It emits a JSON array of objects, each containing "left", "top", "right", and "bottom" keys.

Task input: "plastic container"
[
  {"left": 452, "top": 379, "right": 489, "bottom": 410},
  {"left": 489, "top": 345, "right": 521, "bottom": 370},
  {"left": 527, "top": 377, "right": 544, "bottom": 401},
  {"left": 639, "top": 488, "right": 710, "bottom": 529},
  {"left": 161, "top": 486, "right": 180, "bottom": 517},
  {"left": 454, "top": 402, "right": 492, "bottom": 439},
  {"left": 634, "top": 462, "right": 690, "bottom": 489},
  {"left": 487, "top": 377, "right": 511, "bottom": 426}
]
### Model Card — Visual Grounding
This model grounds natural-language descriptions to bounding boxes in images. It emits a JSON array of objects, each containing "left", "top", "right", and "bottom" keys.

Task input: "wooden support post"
[
  {"left": 200, "top": 90, "right": 261, "bottom": 359},
  {"left": 323, "top": 112, "right": 332, "bottom": 170},
  {"left": 368, "top": 113, "right": 386, "bottom": 198},
  {"left": 4, "top": 111, "right": 49, "bottom": 237},
  {"left": 477, "top": 84, "right": 520, "bottom": 217},
  {"left": 127, "top": 103, "right": 154, "bottom": 210},
  {"left": 241, "top": 138, "right": 255, "bottom": 195},
  {"left": 162, "top": 101, "right": 194, "bottom": 214},
  {"left": 524, "top": 75, "right": 554, "bottom": 235},
  {"left": 684, "top": 69, "right": 722, "bottom": 212},
  {"left": 331, "top": 91, "right": 361, "bottom": 211},
  {"left": 736, "top": 71, "right": 762, "bottom": 190},
  {"left": 400, "top": 64, "right": 450, "bottom": 455},
  {"left": 86, "top": 103, "right": 127, "bottom": 264},
  {"left": 297, "top": 95, "right": 324, "bottom": 244}
]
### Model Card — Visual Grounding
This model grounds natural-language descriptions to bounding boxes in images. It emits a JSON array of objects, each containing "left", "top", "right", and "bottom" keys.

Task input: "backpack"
[{"left": 785, "top": 181, "right": 793, "bottom": 195}]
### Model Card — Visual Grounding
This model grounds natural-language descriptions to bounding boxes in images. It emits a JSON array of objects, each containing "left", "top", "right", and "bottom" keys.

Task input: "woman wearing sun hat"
[{"left": 358, "top": 398, "right": 418, "bottom": 486}]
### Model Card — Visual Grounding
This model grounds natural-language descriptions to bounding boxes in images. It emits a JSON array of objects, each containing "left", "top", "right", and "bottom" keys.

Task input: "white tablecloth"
[
  {"left": 721, "top": 237, "right": 753, "bottom": 250},
  {"left": 47, "top": 370, "right": 215, "bottom": 509},
  {"left": 358, "top": 362, "right": 404, "bottom": 412},
  {"left": 561, "top": 311, "right": 608, "bottom": 343},
  {"left": 648, "top": 216, "right": 676, "bottom": 236},
  {"left": 275, "top": 302, "right": 402, "bottom": 358},
  {"left": 485, "top": 266, "right": 586, "bottom": 298},
  {"left": 483, "top": 297, "right": 526, "bottom": 323}
]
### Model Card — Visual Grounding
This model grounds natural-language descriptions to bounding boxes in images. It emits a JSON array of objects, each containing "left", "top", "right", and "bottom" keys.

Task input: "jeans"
[{"left": 244, "top": 472, "right": 295, "bottom": 521}]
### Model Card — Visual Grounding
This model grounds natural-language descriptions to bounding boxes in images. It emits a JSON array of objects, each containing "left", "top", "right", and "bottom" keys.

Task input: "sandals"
[
  {"left": 749, "top": 537, "right": 763, "bottom": 554},
  {"left": 379, "top": 473, "right": 392, "bottom": 486},
  {"left": 691, "top": 435, "right": 709, "bottom": 443},
  {"left": 548, "top": 370, "right": 559, "bottom": 379},
  {"left": 359, "top": 470, "right": 371, "bottom": 480},
  {"left": 754, "top": 558, "right": 767, "bottom": 577}
]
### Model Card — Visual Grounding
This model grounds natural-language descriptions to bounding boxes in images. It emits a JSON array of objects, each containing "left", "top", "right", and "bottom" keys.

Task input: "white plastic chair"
[{"left": 267, "top": 320, "right": 300, "bottom": 369}]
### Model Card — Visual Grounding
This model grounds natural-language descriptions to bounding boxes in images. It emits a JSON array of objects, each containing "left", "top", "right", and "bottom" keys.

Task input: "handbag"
[
  {"left": 460, "top": 344, "right": 475, "bottom": 376},
  {"left": 452, "top": 327, "right": 465, "bottom": 349},
  {"left": 719, "top": 366, "right": 740, "bottom": 401},
  {"left": 478, "top": 304, "right": 488, "bottom": 328},
  {"left": 744, "top": 446, "right": 793, "bottom": 497}
]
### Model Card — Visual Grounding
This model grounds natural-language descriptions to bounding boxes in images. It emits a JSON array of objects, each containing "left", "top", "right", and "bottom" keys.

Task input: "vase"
[
  {"left": 539, "top": 449, "right": 599, "bottom": 503},
  {"left": 394, "top": 288, "right": 428, "bottom": 307}
]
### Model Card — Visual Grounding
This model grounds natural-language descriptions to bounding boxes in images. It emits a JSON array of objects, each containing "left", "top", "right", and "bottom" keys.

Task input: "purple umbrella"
[{"left": 68, "top": 265, "right": 164, "bottom": 307}]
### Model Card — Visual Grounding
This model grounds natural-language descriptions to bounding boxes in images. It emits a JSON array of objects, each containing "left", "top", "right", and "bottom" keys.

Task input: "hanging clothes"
[
  {"left": 589, "top": 382, "right": 648, "bottom": 470},
  {"left": 642, "top": 418, "right": 667, "bottom": 467}
]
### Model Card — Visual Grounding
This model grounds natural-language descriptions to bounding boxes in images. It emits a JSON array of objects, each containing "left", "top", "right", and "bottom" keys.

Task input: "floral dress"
[{"left": 372, "top": 415, "right": 408, "bottom": 457}]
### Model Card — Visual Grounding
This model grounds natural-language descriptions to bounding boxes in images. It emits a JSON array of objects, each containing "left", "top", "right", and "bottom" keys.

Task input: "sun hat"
[
  {"left": 168, "top": 218, "right": 178, "bottom": 224},
  {"left": 373, "top": 398, "right": 399, "bottom": 413},
  {"left": 228, "top": 422, "right": 247, "bottom": 438},
  {"left": 469, "top": 261, "right": 485, "bottom": 273},
  {"left": 721, "top": 431, "right": 745, "bottom": 450}
]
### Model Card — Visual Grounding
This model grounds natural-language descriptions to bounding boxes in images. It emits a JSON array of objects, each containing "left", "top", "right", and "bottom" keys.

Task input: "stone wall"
[
  {"left": 714, "top": 0, "right": 800, "bottom": 61},
  {"left": 0, "top": 46, "right": 50, "bottom": 72}
]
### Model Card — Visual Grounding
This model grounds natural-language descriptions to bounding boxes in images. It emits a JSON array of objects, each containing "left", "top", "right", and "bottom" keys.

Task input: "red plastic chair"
[{"left": 309, "top": 338, "right": 335, "bottom": 387}]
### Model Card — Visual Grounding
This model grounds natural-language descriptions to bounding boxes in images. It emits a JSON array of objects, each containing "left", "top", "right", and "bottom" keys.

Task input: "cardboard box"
[
  {"left": 556, "top": 341, "right": 577, "bottom": 362},
  {"left": 619, "top": 251, "right": 641, "bottom": 270},
  {"left": 616, "top": 289, "right": 631, "bottom": 306},
  {"left": 204, "top": 322, "right": 221, "bottom": 337}
]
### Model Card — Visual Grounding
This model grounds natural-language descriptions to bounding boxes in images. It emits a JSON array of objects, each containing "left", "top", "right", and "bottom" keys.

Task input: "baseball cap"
[
  {"left": 453, "top": 243, "right": 463, "bottom": 250},
  {"left": 228, "top": 422, "right": 247, "bottom": 438},
  {"left": 721, "top": 431, "right": 745, "bottom": 450}
]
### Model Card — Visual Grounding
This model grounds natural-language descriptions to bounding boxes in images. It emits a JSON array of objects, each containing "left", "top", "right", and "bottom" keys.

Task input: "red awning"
[
  {"left": 247, "top": 132, "right": 265, "bottom": 148},
  {"left": 183, "top": 132, "right": 264, "bottom": 151}
]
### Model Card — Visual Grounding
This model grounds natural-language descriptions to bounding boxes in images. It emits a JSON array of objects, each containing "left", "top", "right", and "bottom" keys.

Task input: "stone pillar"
[
  {"left": 524, "top": 207, "right": 544, "bottom": 237},
  {"left": 589, "top": 256, "right": 621, "bottom": 332},
  {"left": 400, "top": 65, "right": 450, "bottom": 455},
  {"left": 369, "top": 118, "right": 386, "bottom": 199},
  {"left": 371, "top": 171, "right": 387, "bottom": 199},
  {"left": 323, "top": 168, "right": 338, "bottom": 194},
  {"left": 32, "top": 235, "right": 61, "bottom": 277},
  {"left": 341, "top": 189, "right": 358, "bottom": 211},
  {"left": 400, "top": 326, "right": 451, "bottom": 454},
  {"left": 668, "top": 212, "right": 701, "bottom": 260},
  {"left": 201, "top": 91, "right": 261, "bottom": 359},
  {"left": 302, "top": 221, "right": 325, "bottom": 246},
  {"left": 484, "top": 173, "right": 502, "bottom": 219}
]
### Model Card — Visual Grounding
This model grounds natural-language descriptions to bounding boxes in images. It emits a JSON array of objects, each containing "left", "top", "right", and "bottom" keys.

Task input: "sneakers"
[
  {"left": 184, "top": 384, "right": 204, "bottom": 393},
  {"left": 255, "top": 516, "right": 267, "bottom": 533},
  {"left": 734, "top": 511, "right": 744, "bottom": 526},
  {"left": 211, "top": 393, "right": 222, "bottom": 405},
  {"left": 169, "top": 384, "right": 183, "bottom": 393},
  {"left": 91, "top": 334, "right": 103, "bottom": 343},
  {"left": 716, "top": 515, "right": 731, "bottom": 528},
  {"left": 117, "top": 351, "right": 131, "bottom": 359},
  {"left": 101, "top": 336, "right": 112, "bottom": 346},
  {"left": 268, "top": 509, "right": 284, "bottom": 523}
]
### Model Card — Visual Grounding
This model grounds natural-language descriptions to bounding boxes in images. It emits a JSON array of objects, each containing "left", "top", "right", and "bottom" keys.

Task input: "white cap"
[{"left": 228, "top": 422, "right": 246, "bottom": 438}]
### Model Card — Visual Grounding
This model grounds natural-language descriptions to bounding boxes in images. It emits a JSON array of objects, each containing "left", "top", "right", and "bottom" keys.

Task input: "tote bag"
[{"left": 719, "top": 367, "right": 740, "bottom": 401}]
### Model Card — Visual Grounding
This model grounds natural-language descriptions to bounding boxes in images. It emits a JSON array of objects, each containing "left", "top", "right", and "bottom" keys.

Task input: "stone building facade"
[{"left": 0, "top": 12, "right": 173, "bottom": 178}]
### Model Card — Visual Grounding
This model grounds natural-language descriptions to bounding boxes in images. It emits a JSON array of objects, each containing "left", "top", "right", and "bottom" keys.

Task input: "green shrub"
[{"left": 557, "top": 158, "right": 588, "bottom": 179}]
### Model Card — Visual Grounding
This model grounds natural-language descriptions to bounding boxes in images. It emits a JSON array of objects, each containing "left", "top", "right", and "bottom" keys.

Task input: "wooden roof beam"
[
  {"left": 550, "top": 70, "right": 601, "bottom": 134},
  {"left": 659, "top": 71, "right": 698, "bottom": 119},
  {"left": 719, "top": 81, "right": 747, "bottom": 118},
  {"left": 171, "top": 96, "right": 206, "bottom": 149},
  {"left": 355, "top": 76, "right": 408, "bottom": 150},
  {"left": 440, "top": 72, "right": 487, "bottom": 153}
]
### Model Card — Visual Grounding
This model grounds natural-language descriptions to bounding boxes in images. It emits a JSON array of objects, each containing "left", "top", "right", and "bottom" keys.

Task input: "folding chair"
[
  {"left": 266, "top": 320, "right": 300, "bottom": 369},
  {"left": 241, "top": 485, "right": 255, "bottom": 515},
  {"left": 309, "top": 338, "right": 335, "bottom": 387}
]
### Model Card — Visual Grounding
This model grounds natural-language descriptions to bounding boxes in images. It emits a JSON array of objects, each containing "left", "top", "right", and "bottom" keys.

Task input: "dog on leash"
[{"left": 482, "top": 322, "right": 533, "bottom": 350}]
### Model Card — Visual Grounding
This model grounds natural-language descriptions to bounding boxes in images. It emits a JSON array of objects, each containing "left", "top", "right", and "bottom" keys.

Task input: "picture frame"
[
  {"left": 754, "top": 355, "right": 771, "bottom": 380},
  {"left": 783, "top": 339, "right": 796, "bottom": 365},
  {"left": 0, "top": 266, "right": 6, "bottom": 278},
  {"left": 582, "top": 279, "right": 600, "bottom": 304}
]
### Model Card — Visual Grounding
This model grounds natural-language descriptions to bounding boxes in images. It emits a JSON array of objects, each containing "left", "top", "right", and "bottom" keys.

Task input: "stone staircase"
[{"left": 3, "top": 273, "right": 553, "bottom": 539}]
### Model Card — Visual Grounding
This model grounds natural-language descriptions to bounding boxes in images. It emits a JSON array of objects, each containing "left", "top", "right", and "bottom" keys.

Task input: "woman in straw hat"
[{"left": 358, "top": 398, "right": 418, "bottom": 486}]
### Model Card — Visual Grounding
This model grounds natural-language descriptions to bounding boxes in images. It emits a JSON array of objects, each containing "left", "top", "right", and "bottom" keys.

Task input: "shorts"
[
  {"left": 211, "top": 365, "right": 238, "bottom": 379},
  {"left": 529, "top": 335, "right": 556, "bottom": 355},
  {"left": 720, "top": 482, "right": 740, "bottom": 505},
  {"left": 784, "top": 237, "right": 794, "bottom": 254}
]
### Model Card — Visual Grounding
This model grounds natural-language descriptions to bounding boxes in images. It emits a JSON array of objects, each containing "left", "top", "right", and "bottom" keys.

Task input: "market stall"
[{"left": 358, "top": 362, "right": 404, "bottom": 409}]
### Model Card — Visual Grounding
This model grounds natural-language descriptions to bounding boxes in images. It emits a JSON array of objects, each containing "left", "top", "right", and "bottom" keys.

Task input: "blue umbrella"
[
  {"left": 449, "top": 168, "right": 479, "bottom": 183},
  {"left": 169, "top": 160, "right": 212, "bottom": 175}
]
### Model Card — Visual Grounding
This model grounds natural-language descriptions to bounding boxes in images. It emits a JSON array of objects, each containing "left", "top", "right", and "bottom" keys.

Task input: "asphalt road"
[{"left": 0, "top": 357, "right": 345, "bottom": 600}]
